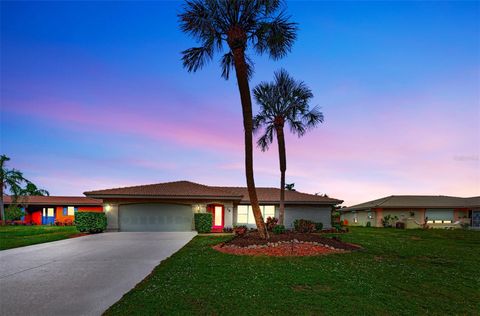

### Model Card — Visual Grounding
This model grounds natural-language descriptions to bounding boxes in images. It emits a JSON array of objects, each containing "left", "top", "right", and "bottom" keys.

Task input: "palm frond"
[
  {"left": 253, "top": 12, "right": 297, "bottom": 60},
  {"left": 303, "top": 106, "right": 324, "bottom": 128},
  {"left": 181, "top": 46, "right": 214, "bottom": 73},
  {"left": 220, "top": 51, "right": 234, "bottom": 79},
  {"left": 256, "top": 124, "right": 275, "bottom": 151}
]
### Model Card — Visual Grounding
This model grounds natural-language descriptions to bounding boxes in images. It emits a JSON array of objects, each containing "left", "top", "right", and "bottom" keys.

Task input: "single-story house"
[
  {"left": 340, "top": 195, "right": 480, "bottom": 229},
  {"left": 84, "top": 180, "right": 342, "bottom": 232},
  {"left": 3, "top": 196, "right": 103, "bottom": 225}
]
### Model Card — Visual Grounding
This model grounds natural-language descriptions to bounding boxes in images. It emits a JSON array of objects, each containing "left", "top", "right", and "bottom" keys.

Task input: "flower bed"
[{"left": 213, "top": 231, "right": 361, "bottom": 257}]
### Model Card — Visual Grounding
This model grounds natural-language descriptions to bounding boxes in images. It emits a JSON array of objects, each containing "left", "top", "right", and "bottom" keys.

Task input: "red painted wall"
[
  {"left": 78, "top": 206, "right": 103, "bottom": 213},
  {"left": 25, "top": 210, "right": 42, "bottom": 225},
  {"left": 21, "top": 205, "right": 103, "bottom": 225}
]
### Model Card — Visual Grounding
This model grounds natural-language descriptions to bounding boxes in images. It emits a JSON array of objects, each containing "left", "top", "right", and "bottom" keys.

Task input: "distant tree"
[
  {"left": 253, "top": 70, "right": 323, "bottom": 225},
  {"left": 0, "top": 155, "right": 28, "bottom": 224},
  {"left": 13, "top": 182, "right": 50, "bottom": 211},
  {"left": 1, "top": 155, "right": 49, "bottom": 224},
  {"left": 285, "top": 183, "right": 295, "bottom": 191},
  {"left": 179, "top": 0, "right": 297, "bottom": 239}
]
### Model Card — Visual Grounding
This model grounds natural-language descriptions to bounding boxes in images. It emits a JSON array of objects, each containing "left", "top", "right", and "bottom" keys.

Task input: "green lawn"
[
  {"left": 105, "top": 227, "right": 480, "bottom": 316},
  {"left": 0, "top": 225, "right": 79, "bottom": 250}
]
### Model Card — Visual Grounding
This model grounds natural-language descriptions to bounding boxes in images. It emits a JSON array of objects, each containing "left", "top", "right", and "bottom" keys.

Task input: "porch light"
[{"left": 105, "top": 204, "right": 112, "bottom": 212}]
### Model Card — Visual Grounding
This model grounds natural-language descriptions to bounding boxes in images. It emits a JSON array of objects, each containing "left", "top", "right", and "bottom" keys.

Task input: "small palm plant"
[
  {"left": 179, "top": 0, "right": 297, "bottom": 238},
  {"left": 253, "top": 69, "right": 324, "bottom": 225}
]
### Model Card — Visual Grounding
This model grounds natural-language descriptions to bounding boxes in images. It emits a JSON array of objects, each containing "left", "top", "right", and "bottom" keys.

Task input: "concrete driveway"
[{"left": 0, "top": 232, "right": 196, "bottom": 316}]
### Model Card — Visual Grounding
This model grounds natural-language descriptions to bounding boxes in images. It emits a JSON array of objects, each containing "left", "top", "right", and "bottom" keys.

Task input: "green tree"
[
  {"left": 253, "top": 69, "right": 323, "bottom": 225},
  {"left": 179, "top": 0, "right": 297, "bottom": 238},
  {"left": 0, "top": 155, "right": 28, "bottom": 224},
  {"left": 13, "top": 182, "right": 50, "bottom": 211}
]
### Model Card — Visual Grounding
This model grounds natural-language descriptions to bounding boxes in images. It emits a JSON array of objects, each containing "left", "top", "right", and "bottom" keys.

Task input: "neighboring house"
[
  {"left": 340, "top": 195, "right": 480, "bottom": 229},
  {"left": 84, "top": 181, "right": 342, "bottom": 232},
  {"left": 3, "top": 196, "right": 103, "bottom": 225}
]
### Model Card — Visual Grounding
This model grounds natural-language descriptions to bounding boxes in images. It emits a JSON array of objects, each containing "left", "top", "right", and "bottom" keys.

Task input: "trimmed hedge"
[
  {"left": 194, "top": 213, "right": 212, "bottom": 233},
  {"left": 75, "top": 212, "right": 107, "bottom": 233}
]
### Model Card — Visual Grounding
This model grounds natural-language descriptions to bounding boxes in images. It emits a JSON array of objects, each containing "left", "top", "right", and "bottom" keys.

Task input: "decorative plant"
[
  {"left": 293, "top": 219, "right": 316, "bottom": 233},
  {"left": 223, "top": 226, "right": 233, "bottom": 233},
  {"left": 266, "top": 216, "right": 279, "bottom": 231},
  {"left": 233, "top": 225, "right": 248, "bottom": 236},
  {"left": 382, "top": 214, "right": 398, "bottom": 228},
  {"left": 366, "top": 221, "right": 371, "bottom": 227},
  {"left": 315, "top": 222, "right": 323, "bottom": 231},
  {"left": 273, "top": 225, "right": 285, "bottom": 234},
  {"left": 194, "top": 213, "right": 212, "bottom": 233},
  {"left": 75, "top": 212, "right": 107, "bottom": 233},
  {"left": 4, "top": 205, "right": 24, "bottom": 221}
]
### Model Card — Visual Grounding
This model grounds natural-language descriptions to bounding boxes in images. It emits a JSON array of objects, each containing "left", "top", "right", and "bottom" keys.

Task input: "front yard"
[
  {"left": 0, "top": 225, "right": 79, "bottom": 250},
  {"left": 105, "top": 227, "right": 480, "bottom": 315}
]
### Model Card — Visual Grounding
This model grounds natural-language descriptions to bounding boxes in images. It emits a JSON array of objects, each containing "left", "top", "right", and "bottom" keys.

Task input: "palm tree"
[
  {"left": 13, "top": 182, "right": 50, "bottom": 211},
  {"left": 179, "top": 0, "right": 297, "bottom": 238},
  {"left": 253, "top": 69, "right": 324, "bottom": 225},
  {"left": 0, "top": 155, "right": 28, "bottom": 224},
  {"left": 15, "top": 182, "right": 50, "bottom": 197}
]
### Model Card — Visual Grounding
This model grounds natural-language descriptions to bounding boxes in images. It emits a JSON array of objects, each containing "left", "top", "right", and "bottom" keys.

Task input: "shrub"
[
  {"left": 5, "top": 205, "right": 24, "bottom": 221},
  {"left": 273, "top": 225, "right": 285, "bottom": 234},
  {"left": 64, "top": 218, "right": 74, "bottom": 226},
  {"left": 333, "top": 223, "right": 342, "bottom": 231},
  {"left": 315, "top": 222, "right": 323, "bottom": 231},
  {"left": 293, "top": 219, "right": 316, "bottom": 233},
  {"left": 382, "top": 215, "right": 398, "bottom": 228},
  {"left": 366, "top": 221, "right": 371, "bottom": 227},
  {"left": 194, "top": 213, "right": 212, "bottom": 233},
  {"left": 266, "top": 217, "right": 278, "bottom": 231},
  {"left": 233, "top": 225, "right": 248, "bottom": 236},
  {"left": 75, "top": 212, "right": 107, "bottom": 233}
]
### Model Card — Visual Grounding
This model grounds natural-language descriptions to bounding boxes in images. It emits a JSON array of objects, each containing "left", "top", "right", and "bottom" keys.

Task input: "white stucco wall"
[
  {"left": 284, "top": 205, "right": 332, "bottom": 229},
  {"left": 105, "top": 203, "right": 119, "bottom": 231}
]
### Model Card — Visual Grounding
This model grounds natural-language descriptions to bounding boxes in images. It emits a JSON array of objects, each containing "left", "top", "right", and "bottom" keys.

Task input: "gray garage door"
[{"left": 119, "top": 203, "right": 193, "bottom": 232}]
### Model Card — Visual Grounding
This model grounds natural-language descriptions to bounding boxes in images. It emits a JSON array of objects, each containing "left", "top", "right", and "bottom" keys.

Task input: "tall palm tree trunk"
[
  {"left": 276, "top": 125, "right": 286, "bottom": 225},
  {"left": 232, "top": 47, "right": 268, "bottom": 239}
]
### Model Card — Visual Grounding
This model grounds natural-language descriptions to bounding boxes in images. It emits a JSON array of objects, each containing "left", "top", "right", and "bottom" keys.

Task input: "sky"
[{"left": 1, "top": 1, "right": 479, "bottom": 206}]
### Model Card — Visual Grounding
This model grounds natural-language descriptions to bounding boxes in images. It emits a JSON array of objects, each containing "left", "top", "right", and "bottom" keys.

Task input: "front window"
[
  {"left": 67, "top": 206, "right": 75, "bottom": 216},
  {"left": 236, "top": 205, "right": 276, "bottom": 224}
]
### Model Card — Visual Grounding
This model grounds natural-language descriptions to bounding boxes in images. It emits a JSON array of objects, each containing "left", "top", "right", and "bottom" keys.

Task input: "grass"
[
  {"left": 0, "top": 225, "right": 80, "bottom": 250},
  {"left": 104, "top": 227, "right": 480, "bottom": 315}
]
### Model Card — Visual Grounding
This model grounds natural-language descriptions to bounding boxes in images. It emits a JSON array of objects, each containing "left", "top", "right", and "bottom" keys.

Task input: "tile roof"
[
  {"left": 341, "top": 195, "right": 480, "bottom": 211},
  {"left": 84, "top": 181, "right": 243, "bottom": 199},
  {"left": 211, "top": 186, "right": 343, "bottom": 205},
  {"left": 3, "top": 195, "right": 102, "bottom": 206},
  {"left": 84, "top": 181, "right": 342, "bottom": 205}
]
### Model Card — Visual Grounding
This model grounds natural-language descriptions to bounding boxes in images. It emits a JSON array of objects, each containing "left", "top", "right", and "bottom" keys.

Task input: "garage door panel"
[{"left": 119, "top": 203, "right": 193, "bottom": 232}]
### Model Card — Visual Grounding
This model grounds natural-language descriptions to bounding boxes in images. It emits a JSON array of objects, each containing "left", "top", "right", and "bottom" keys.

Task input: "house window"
[
  {"left": 67, "top": 206, "right": 75, "bottom": 216},
  {"left": 264, "top": 206, "right": 275, "bottom": 219},
  {"left": 236, "top": 205, "right": 276, "bottom": 224},
  {"left": 237, "top": 205, "right": 248, "bottom": 224}
]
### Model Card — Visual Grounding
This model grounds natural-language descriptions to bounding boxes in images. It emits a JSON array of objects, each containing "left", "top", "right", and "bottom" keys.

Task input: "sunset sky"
[{"left": 1, "top": 1, "right": 478, "bottom": 206}]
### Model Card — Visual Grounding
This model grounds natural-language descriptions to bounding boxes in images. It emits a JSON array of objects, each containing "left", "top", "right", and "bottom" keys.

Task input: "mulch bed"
[
  {"left": 68, "top": 233, "right": 88, "bottom": 238},
  {"left": 213, "top": 231, "right": 362, "bottom": 257}
]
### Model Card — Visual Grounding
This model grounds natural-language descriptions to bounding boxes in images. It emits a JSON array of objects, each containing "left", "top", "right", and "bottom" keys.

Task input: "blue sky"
[{"left": 1, "top": 1, "right": 478, "bottom": 205}]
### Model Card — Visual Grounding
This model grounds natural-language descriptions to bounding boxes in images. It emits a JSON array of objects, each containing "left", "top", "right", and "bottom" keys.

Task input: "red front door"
[{"left": 208, "top": 204, "right": 224, "bottom": 232}]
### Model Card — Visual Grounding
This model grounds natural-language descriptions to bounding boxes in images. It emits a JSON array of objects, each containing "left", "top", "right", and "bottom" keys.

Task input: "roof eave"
[{"left": 84, "top": 194, "right": 244, "bottom": 201}]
